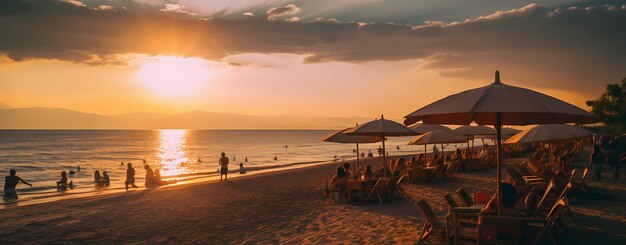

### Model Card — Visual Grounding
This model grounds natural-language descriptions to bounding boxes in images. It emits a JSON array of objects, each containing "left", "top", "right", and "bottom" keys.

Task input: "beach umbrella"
[
  {"left": 403, "top": 71, "right": 598, "bottom": 215},
  {"left": 321, "top": 125, "right": 384, "bottom": 169},
  {"left": 475, "top": 127, "right": 522, "bottom": 140},
  {"left": 409, "top": 123, "right": 453, "bottom": 154},
  {"left": 454, "top": 125, "right": 496, "bottom": 137},
  {"left": 409, "top": 123, "right": 453, "bottom": 134},
  {"left": 408, "top": 129, "right": 468, "bottom": 157},
  {"left": 505, "top": 124, "right": 592, "bottom": 144},
  {"left": 345, "top": 114, "right": 418, "bottom": 166}
]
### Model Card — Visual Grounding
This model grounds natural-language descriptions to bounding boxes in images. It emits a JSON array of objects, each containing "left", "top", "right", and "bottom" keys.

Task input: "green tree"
[{"left": 586, "top": 78, "right": 626, "bottom": 134}]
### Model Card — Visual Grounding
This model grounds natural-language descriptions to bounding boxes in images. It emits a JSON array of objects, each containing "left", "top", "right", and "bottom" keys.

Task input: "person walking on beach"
[
  {"left": 125, "top": 163, "right": 138, "bottom": 190},
  {"left": 219, "top": 152, "right": 229, "bottom": 181},
  {"left": 3, "top": 170, "right": 32, "bottom": 200},
  {"left": 590, "top": 144, "right": 605, "bottom": 180}
]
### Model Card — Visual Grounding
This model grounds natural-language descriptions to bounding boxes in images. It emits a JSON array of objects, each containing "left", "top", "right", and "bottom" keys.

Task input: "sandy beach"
[{"left": 0, "top": 151, "right": 625, "bottom": 244}]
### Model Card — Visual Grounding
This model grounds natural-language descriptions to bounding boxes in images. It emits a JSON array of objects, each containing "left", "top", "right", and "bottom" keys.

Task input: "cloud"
[
  {"left": 160, "top": 3, "right": 197, "bottom": 16},
  {"left": 0, "top": 0, "right": 625, "bottom": 92},
  {"left": 266, "top": 4, "right": 300, "bottom": 20},
  {"left": 97, "top": 5, "right": 113, "bottom": 11},
  {"left": 284, "top": 16, "right": 301, "bottom": 22},
  {"left": 243, "top": 12, "right": 254, "bottom": 17}
]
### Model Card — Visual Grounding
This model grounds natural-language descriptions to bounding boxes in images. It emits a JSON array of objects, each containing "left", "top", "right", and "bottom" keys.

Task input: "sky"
[{"left": 0, "top": 0, "right": 625, "bottom": 123}]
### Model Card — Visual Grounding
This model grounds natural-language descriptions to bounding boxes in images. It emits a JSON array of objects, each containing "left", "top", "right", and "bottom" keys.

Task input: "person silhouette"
[
  {"left": 125, "top": 163, "right": 138, "bottom": 190},
  {"left": 219, "top": 152, "right": 230, "bottom": 181},
  {"left": 57, "top": 171, "right": 68, "bottom": 191},
  {"left": 3, "top": 170, "right": 32, "bottom": 200}
]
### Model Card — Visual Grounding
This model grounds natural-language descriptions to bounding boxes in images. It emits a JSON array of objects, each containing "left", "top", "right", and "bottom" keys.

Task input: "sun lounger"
[
  {"left": 478, "top": 215, "right": 529, "bottom": 245},
  {"left": 456, "top": 187, "right": 474, "bottom": 207}
]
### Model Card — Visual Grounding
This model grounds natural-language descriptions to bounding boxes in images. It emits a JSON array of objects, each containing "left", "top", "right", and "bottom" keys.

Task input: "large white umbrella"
[
  {"left": 404, "top": 71, "right": 598, "bottom": 215},
  {"left": 321, "top": 125, "right": 384, "bottom": 168},
  {"left": 345, "top": 114, "right": 418, "bottom": 166},
  {"left": 505, "top": 124, "right": 592, "bottom": 144}
]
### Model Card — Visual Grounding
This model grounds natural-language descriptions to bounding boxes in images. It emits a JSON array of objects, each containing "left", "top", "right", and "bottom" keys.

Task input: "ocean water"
[{"left": 0, "top": 129, "right": 467, "bottom": 205}]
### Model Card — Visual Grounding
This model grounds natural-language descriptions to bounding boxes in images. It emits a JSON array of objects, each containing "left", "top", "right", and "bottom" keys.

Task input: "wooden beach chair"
[
  {"left": 456, "top": 187, "right": 474, "bottom": 207},
  {"left": 362, "top": 178, "right": 387, "bottom": 205},
  {"left": 477, "top": 215, "right": 529, "bottom": 245},
  {"left": 444, "top": 193, "right": 459, "bottom": 211},
  {"left": 529, "top": 199, "right": 567, "bottom": 245},
  {"left": 572, "top": 168, "right": 589, "bottom": 192},
  {"left": 416, "top": 199, "right": 449, "bottom": 244},
  {"left": 346, "top": 180, "right": 365, "bottom": 204}
]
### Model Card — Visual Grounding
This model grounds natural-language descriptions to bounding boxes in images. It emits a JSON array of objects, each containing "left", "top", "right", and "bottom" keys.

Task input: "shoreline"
[{"left": 1, "top": 153, "right": 425, "bottom": 209}]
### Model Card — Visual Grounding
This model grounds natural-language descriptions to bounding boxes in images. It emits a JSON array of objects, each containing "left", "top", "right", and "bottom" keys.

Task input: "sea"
[{"left": 0, "top": 130, "right": 468, "bottom": 207}]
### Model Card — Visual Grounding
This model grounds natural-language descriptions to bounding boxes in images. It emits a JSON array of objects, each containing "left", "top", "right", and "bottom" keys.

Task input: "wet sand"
[{"left": 0, "top": 151, "right": 624, "bottom": 244}]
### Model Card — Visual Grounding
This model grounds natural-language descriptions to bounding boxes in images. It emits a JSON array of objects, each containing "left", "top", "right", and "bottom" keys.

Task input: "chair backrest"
[
  {"left": 346, "top": 180, "right": 363, "bottom": 191},
  {"left": 568, "top": 169, "right": 577, "bottom": 183},
  {"left": 416, "top": 199, "right": 438, "bottom": 224},
  {"left": 396, "top": 175, "right": 406, "bottom": 185},
  {"left": 478, "top": 215, "right": 528, "bottom": 237},
  {"left": 370, "top": 178, "right": 388, "bottom": 193},
  {"left": 444, "top": 193, "right": 458, "bottom": 209},
  {"left": 533, "top": 179, "right": 558, "bottom": 217},
  {"left": 579, "top": 168, "right": 589, "bottom": 186},
  {"left": 456, "top": 187, "right": 473, "bottom": 207}
]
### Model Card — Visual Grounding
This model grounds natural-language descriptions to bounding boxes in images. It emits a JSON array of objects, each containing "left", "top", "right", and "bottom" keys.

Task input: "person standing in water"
[
  {"left": 219, "top": 152, "right": 229, "bottom": 181},
  {"left": 125, "top": 163, "right": 138, "bottom": 190},
  {"left": 3, "top": 170, "right": 32, "bottom": 200}
]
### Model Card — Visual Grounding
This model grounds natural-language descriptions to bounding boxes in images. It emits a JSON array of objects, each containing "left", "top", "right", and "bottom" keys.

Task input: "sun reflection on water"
[{"left": 157, "top": 129, "right": 189, "bottom": 176}]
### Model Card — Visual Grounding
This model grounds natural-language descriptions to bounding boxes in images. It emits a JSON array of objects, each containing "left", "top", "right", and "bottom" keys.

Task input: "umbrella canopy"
[
  {"left": 404, "top": 71, "right": 597, "bottom": 126},
  {"left": 321, "top": 127, "right": 384, "bottom": 144},
  {"left": 408, "top": 130, "right": 468, "bottom": 145},
  {"left": 346, "top": 114, "right": 418, "bottom": 165},
  {"left": 403, "top": 71, "right": 598, "bottom": 216},
  {"left": 505, "top": 124, "right": 592, "bottom": 144},
  {"left": 345, "top": 115, "right": 418, "bottom": 137},
  {"left": 409, "top": 123, "right": 453, "bottom": 134},
  {"left": 475, "top": 127, "right": 522, "bottom": 139},
  {"left": 453, "top": 125, "right": 496, "bottom": 137}
]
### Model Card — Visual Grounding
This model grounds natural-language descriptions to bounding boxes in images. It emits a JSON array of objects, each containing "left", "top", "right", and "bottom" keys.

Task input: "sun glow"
[{"left": 137, "top": 56, "right": 212, "bottom": 97}]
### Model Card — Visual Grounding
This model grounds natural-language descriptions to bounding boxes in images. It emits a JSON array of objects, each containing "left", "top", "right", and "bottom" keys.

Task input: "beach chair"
[
  {"left": 409, "top": 167, "right": 428, "bottom": 184},
  {"left": 346, "top": 180, "right": 365, "bottom": 204},
  {"left": 445, "top": 160, "right": 460, "bottom": 180},
  {"left": 444, "top": 193, "right": 459, "bottom": 211},
  {"left": 362, "top": 178, "right": 387, "bottom": 205},
  {"left": 433, "top": 164, "right": 447, "bottom": 182},
  {"left": 529, "top": 199, "right": 567, "bottom": 245},
  {"left": 393, "top": 175, "right": 408, "bottom": 199},
  {"left": 572, "top": 168, "right": 589, "bottom": 192},
  {"left": 456, "top": 187, "right": 474, "bottom": 207},
  {"left": 532, "top": 180, "right": 571, "bottom": 219},
  {"left": 477, "top": 215, "right": 529, "bottom": 245},
  {"left": 416, "top": 199, "right": 449, "bottom": 244}
]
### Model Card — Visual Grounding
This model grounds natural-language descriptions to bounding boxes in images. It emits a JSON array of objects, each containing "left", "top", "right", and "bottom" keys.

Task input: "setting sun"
[{"left": 136, "top": 56, "right": 212, "bottom": 97}]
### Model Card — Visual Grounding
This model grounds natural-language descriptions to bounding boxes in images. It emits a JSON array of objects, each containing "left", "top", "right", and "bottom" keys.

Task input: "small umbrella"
[
  {"left": 404, "top": 71, "right": 598, "bottom": 215},
  {"left": 321, "top": 125, "right": 384, "bottom": 169},
  {"left": 408, "top": 129, "right": 468, "bottom": 157},
  {"left": 345, "top": 114, "right": 418, "bottom": 166},
  {"left": 454, "top": 125, "right": 497, "bottom": 157}
]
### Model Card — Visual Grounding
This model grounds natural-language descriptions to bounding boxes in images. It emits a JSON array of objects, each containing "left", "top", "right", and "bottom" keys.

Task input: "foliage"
[{"left": 586, "top": 78, "right": 626, "bottom": 134}]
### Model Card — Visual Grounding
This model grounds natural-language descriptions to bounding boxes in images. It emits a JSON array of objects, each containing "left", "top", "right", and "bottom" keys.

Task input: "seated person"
[
  {"left": 239, "top": 163, "right": 247, "bottom": 174},
  {"left": 94, "top": 170, "right": 102, "bottom": 187},
  {"left": 343, "top": 163, "right": 352, "bottom": 178},
  {"left": 393, "top": 158, "right": 408, "bottom": 176},
  {"left": 56, "top": 171, "right": 68, "bottom": 191},
  {"left": 362, "top": 165, "right": 374, "bottom": 181},
  {"left": 144, "top": 164, "right": 156, "bottom": 187},
  {"left": 331, "top": 167, "right": 348, "bottom": 190},
  {"left": 481, "top": 183, "right": 525, "bottom": 217},
  {"left": 101, "top": 171, "right": 110, "bottom": 187}
]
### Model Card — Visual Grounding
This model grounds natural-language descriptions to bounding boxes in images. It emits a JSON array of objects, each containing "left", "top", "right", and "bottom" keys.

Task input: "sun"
[{"left": 136, "top": 56, "right": 212, "bottom": 97}]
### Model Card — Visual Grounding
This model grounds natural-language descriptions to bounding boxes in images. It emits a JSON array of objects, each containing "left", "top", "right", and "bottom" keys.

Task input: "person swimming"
[
  {"left": 94, "top": 170, "right": 102, "bottom": 187},
  {"left": 3, "top": 170, "right": 32, "bottom": 200}
]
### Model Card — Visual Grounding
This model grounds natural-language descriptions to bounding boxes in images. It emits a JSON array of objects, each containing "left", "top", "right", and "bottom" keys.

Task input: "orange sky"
[{"left": 0, "top": 0, "right": 623, "bottom": 127}]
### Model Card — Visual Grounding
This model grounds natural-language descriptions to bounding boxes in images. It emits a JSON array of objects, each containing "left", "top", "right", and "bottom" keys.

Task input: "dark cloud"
[{"left": 0, "top": 0, "right": 625, "bottom": 91}]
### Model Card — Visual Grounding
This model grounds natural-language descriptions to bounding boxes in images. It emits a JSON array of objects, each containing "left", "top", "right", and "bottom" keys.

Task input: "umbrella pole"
[
  {"left": 495, "top": 112, "right": 503, "bottom": 216},
  {"left": 356, "top": 143, "right": 360, "bottom": 170},
  {"left": 382, "top": 133, "right": 386, "bottom": 169}
]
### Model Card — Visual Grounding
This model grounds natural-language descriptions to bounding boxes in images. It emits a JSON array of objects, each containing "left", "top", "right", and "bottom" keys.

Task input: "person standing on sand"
[
  {"left": 125, "top": 163, "right": 138, "bottom": 190},
  {"left": 3, "top": 170, "right": 32, "bottom": 200},
  {"left": 219, "top": 152, "right": 229, "bottom": 181}
]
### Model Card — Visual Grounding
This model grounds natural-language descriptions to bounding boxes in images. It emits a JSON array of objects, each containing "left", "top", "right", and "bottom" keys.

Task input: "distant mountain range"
[{"left": 0, "top": 107, "right": 381, "bottom": 130}]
